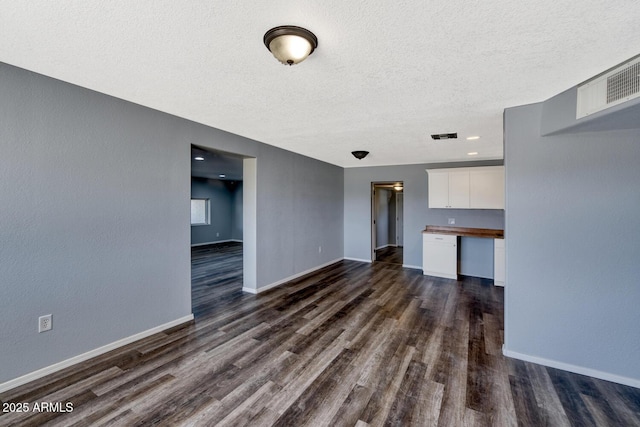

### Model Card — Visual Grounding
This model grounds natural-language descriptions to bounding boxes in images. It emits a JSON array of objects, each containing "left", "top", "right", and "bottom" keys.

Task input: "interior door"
[
  {"left": 371, "top": 183, "right": 376, "bottom": 261},
  {"left": 396, "top": 193, "right": 404, "bottom": 247}
]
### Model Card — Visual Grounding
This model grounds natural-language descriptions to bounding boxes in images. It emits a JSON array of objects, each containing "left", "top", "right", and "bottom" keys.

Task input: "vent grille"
[
  {"left": 607, "top": 61, "right": 640, "bottom": 104},
  {"left": 577, "top": 55, "right": 640, "bottom": 119},
  {"left": 431, "top": 133, "right": 457, "bottom": 140}
]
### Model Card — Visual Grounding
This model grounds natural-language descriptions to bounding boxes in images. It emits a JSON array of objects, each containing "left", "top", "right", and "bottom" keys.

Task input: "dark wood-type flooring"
[
  {"left": 375, "top": 246, "right": 403, "bottom": 265},
  {"left": 191, "top": 242, "right": 244, "bottom": 318},
  {"left": 2, "top": 244, "right": 640, "bottom": 426}
]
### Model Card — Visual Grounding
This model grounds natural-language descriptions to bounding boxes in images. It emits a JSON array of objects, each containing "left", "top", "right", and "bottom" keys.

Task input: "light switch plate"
[{"left": 448, "top": 218, "right": 455, "bottom": 225}]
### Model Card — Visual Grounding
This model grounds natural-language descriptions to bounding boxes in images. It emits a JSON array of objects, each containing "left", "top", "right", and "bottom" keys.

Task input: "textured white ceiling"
[{"left": 1, "top": 1, "right": 638, "bottom": 167}]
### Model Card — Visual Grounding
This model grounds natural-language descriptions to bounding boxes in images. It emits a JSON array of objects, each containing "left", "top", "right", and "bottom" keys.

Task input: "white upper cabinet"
[
  {"left": 427, "top": 166, "right": 504, "bottom": 210},
  {"left": 469, "top": 167, "right": 504, "bottom": 209},
  {"left": 427, "top": 170, "right": 469, "bottom": 208},
  {"left": 448, "top": 171, "right": 470, "bottom": 208},
  {"left": 427, "top": 171, "right": 451, "bottom": 208}
]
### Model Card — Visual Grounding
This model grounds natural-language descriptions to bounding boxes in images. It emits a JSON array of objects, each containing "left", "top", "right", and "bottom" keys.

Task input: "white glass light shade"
[
  {"left": 269, "top": 35, "right": 313, "bottom": 65},
  {"left": 264, "top": 26, "right": 318, "bottom": 66}
]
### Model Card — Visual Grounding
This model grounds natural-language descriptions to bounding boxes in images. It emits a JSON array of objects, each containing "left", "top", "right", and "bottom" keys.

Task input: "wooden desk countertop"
[{"left": 423, "top": 225, "right": 504, "bottom": 239}]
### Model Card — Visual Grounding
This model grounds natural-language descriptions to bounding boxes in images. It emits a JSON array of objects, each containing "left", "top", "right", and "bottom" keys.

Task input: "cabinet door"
[
  {"left": 428, "top": 172, "right": 449, "bottom": 208},
  {"left": 448, "top": 171, "right": 470, "bottom": 208},
  {"left": 470, "top": 168, "right": 504, "bottom": 209},
  {"left": 423, "top": 234, "right": 458, "bottom": 279}
]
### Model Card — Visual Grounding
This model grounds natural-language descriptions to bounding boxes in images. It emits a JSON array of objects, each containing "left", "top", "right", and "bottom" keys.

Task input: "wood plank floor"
[
  {"left": 1, "top": 248, "right": 639, "bottom": 426},
  {"left": 375, "top": 246, "right": 403, "bottom": 265},
  {"left": 191, "top": 242, "right": 244, "bottom": 318}
]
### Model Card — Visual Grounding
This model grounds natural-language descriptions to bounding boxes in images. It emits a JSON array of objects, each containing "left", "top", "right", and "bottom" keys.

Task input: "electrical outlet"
[
  {"left": 39, "top": 314, "right": 52, "bottom": 333},
  {"left": 216, "top": 232, "right": 219, "bottom": 237},
  {"left": 448, "top": 218, "right": 456, "bottom": 225}
]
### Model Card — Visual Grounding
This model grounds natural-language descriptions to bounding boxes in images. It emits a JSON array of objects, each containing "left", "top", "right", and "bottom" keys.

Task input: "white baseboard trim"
[
  {"left": 243, "top": 258, "right": 343, "bottom": 295},
  {"left": 343, "top": 257, "right": 373, "bottom": 263},
  {"left": 375, "top": 244, "right": 392, "bottom": 250},
  {"left": 191, "top": 239, "right": 242, "bottom": 247},
  {"left": 243, "top": 258, "right": 423, "bottom": 295},
  {"left": 0, "top": 314, "right": 194, "bottom": 394},
  {"left": 423, "top": 271, "right": 457, "bottom": 280},
  {"left": 503, "top": 347, "right": 640, "bottom": 389}
]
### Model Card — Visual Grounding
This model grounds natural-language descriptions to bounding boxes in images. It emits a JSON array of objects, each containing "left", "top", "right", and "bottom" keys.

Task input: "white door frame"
[
  {"left": 396, "top": 192, "right": 404, "bottom": 247},
  {"left": 371, "top": 183, "right": 377, "bottom": 261},
  {"left": 371, "top": 182, "right": 403, "bottom": 262}
]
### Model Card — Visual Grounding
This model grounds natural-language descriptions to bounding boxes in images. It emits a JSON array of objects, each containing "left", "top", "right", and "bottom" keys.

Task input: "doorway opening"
[
  {"left": 371, "top": 182, "right": 404, "bottom": 265},
  {"left": 190, "top": 145, "right": 246, "bottom": 317}
]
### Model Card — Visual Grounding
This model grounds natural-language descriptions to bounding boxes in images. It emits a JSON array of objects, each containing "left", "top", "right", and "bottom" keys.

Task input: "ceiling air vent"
[
  {"left": 577, "top": 55, "right": 640, "bottom": 119},
  {"left": 431, "top": 133, "right": 457, "bottom": 140}
]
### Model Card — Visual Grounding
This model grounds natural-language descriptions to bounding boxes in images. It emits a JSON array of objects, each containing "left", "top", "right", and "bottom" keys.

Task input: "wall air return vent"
[
  {"left": 431, "top": 133, "right": 457, "bottom": 140},
  {"left": 577, "top": 55, "right": 640, "bottom": 119}
]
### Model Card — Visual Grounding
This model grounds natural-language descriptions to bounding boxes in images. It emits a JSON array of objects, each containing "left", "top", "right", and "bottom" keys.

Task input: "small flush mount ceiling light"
[
  {"left": 351, "top": 151, "right": 369, "bottom": 160},
  {"left": 264, "top": 26, "right": 318, "bottom": 65},
  {"left": 219, "top": 174, "right": 226, "bottom": 178},
  {"left": 467, "top": 152, "right": 479, "bottom": 156},
  {"left": 466, "top": 136, "right": 480, "bottom": 140},
  {"left": 194, "top": 156, "right": 204, "bottom": 161}
]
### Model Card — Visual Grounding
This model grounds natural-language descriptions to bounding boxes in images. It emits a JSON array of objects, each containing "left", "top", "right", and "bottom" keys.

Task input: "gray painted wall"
[
  {"left": 188, "top": 124, "right": 343, "bottom": 291},
  {"left": 344, "top": 161, "right": 504, "bottom": 270},
  {"left": 190, "top": 178, "right": 242, "bottom": 245},
  {"left": 0, "top": 63, "right": 191, "bottom": 384},
  {"left": 375, "top": 188, "right": 390, "bottom": 248},
  {"left": 0, "top": 63, "right": 343, "bottom": 384},
  {"left": 459, "top": 237, "right": 493, "bottom": 279},
  {"left": 504, "top": 102, "right": 640, "bottom": 382},
  {"left": 254, "top": 147, "right": 344, "bottom": 287}
]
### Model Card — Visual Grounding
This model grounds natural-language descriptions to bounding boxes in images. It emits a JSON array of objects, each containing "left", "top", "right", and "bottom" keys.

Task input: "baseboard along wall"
[
  {"left": 503, "top": 346, "right": 640, "bottom": 389},
  {"left": 0, "top": 314, "right": 194, "bottom": 394},
  {"left": 191, "top": 239, "right": 243, "bottom": 247},
  {"left": 343, "top": 257, "right": 373, "bottom": 264},
  {"left": 243, "top": 258, "right": 343, "bottom": 294}
]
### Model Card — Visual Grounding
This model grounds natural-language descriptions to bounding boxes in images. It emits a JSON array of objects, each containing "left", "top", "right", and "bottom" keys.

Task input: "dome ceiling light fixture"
[
  {"left": 263, "top": 25, "right": 318, "bottom": 66},
  {"left": 351, "top": 151, "right": 369, "bottom": 160}
]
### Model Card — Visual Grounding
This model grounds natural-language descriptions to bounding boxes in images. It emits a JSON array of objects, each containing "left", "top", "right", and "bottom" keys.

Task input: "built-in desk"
[
  {"left": 422, "top": 225, "right": 505, "bottom": 285},
  {"left": 423, "top": 225, "right": 504, "bottom": 239}
]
